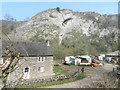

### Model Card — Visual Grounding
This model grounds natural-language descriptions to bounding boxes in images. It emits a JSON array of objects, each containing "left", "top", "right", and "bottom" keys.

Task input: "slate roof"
[{"left": 0, "top": 40, "right": 53, "bottom": 57}]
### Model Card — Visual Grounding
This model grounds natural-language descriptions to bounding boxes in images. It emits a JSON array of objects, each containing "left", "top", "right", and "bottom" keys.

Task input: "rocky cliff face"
[
  {"left": 8, "top": 8, "right": 118, "bottom": 42},
  {"left": 2, "top": 8, "right": 119, "bottom": 57}
]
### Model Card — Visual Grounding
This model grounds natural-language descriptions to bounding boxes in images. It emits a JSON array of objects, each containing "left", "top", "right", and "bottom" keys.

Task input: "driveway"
[
  {"left": 102, "top": 63, "right": 118, "bottom": 71},
  {"left": 41, "top": 64, "right": 118, "bottom": 88}
]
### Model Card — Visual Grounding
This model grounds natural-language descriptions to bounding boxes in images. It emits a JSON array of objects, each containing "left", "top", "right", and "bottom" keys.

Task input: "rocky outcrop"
[{"left": 7, "top": 9, "right": 118, "bottom": 44}]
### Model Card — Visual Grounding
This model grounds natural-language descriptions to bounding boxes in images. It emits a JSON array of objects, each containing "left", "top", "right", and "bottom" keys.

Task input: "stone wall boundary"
[{"left": 6, "top": 70, "right": 82, "bottom": 88}]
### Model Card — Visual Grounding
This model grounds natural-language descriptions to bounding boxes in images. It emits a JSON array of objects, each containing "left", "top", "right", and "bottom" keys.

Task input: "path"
[
  {"left": 102, "top": 63, "right": 118, "bottom": 71},
  {"left": 41, "top": 64, "right": 117, "bottom": 88}
]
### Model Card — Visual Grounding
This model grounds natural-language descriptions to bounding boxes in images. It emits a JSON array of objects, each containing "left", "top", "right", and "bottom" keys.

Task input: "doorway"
[{"left": 23, "top": 67, "right": 30, "bottom": 79}]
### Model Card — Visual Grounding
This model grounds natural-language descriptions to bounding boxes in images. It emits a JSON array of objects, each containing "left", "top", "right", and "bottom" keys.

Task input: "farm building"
[{"left": 0, "top": 40, "right": 53, "bottom": 83}]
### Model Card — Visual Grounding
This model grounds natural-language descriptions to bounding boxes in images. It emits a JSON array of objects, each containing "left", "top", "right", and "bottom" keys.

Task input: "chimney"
[{"left": 46, "top": 40, "right": 50, "bottom": 46}]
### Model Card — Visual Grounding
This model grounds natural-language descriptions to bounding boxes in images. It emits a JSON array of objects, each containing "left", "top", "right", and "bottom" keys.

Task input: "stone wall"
[{"left": 6, "top": 70, "right": 81, "bottom": 88}]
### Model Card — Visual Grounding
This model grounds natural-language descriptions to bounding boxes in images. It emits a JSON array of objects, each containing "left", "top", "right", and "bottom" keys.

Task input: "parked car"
[{"left": 91, "top": 63, "right": 100, "bottom": 67}]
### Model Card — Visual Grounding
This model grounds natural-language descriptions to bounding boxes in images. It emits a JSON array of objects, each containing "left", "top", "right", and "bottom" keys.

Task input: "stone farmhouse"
[{"left": 0, "top": 40, "right": 53, "bottom": 83}]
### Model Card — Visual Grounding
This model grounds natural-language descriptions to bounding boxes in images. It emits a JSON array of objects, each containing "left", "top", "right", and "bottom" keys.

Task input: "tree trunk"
[{"left": 118, "top": 57, "right": 120, "bottom": 88}]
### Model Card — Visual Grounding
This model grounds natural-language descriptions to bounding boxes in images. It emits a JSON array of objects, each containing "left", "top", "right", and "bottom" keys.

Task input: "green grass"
[
  {"left": 16, "top": 73, "right": 86, "bottom": 88},
  {"left": 66, "top": 64, "right": 78, "bottom": 66},
  {"left": 53, "top": 64, "right": 100, "bottom": 77},
  {"left": 53, "top": 65, "right": 70, "bottom": 76}
]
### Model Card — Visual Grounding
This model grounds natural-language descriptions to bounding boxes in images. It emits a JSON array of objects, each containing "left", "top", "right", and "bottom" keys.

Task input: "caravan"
[
  {"left": 75, "top": 55, "right": 92, "bottom": 65},
  {"left": 64, "top": 55, "right": 92, "bottom": 65},
  {"left": 64, "top": 56, "right": 75, "bottom": 65}
]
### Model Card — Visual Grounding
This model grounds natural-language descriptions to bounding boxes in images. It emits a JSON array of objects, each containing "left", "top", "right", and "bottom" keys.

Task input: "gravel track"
[{"left": 40, "top": 63, "right": 118, "bottom": 88}]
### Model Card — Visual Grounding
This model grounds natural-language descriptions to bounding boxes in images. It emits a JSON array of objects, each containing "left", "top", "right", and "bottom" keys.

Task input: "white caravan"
[
  {"left": 75, "top": 55, "right": 92, "bottom": 65},
  {"left": 65, "top": 56, "right": 75, "bottom": 65}
]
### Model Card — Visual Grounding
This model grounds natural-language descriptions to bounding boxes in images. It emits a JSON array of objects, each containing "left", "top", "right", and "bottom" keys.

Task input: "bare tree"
[
  {"left": 3, "top": 14, "right": 13, "bottom": 21},
  {"left": 0, "top": 45, "right": 20, "bottom": 89},
  {"left": 117, "top": 55, "right": 120, "bottom": 88},
  {"left": 0, "top": 31, "right": 35, "bottom": 89}
]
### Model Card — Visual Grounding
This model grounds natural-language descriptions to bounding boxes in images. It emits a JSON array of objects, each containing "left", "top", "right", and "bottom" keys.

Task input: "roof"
[
  {"left": 80, "top": 55, "right": 91, "bottom": 58},
  {"left": 0, "top": 40, "right": 53, "bottom": 57},
  {"left": 76, "top": 55, "right": 91, "bottom": 59},
  {"left": 76, "top": 55, "right": 91, "bottom": 62}
]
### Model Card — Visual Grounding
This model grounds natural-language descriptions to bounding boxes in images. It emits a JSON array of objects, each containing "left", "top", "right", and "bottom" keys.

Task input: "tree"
[
  {"left": 0, "top": 45, "right": 20, "bottom": 89},
  {"left": 3, "top": 14, "right": 13, "bottom": 21},
  {"left": 117, "top": 51, "right": 120, "bottom": 88},
  {"left": 10, "top": 25, "right": 14, "bottom": 30},
  {"left": 56, "top": 7, "right": 60, "bottom": 13},
  {"left": 10, "top": 18, "right": 14, "bottom": 21}
]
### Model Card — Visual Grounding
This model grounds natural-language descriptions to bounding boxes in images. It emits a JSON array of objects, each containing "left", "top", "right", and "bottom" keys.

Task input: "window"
[
  {"left": 24, "top": 67, "right": 29, "bottom": 72},
  {"left": 23, "top": 67, "right": 30, "bottom": 79},
  {"left": 38, "top": 67, "right": 44, "bottom": 72},
  {"left": 38, "top": 57, "right": 45, "bottom": 62},
  {"left": 38, "top": 67, "right": 40, "bottom": 71},
  {"left": 0, "top": 58, "right": 3, "bottom": 64}
]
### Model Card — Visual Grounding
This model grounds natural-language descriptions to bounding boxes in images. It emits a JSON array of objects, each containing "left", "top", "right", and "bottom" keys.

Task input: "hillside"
[
  {"left": 1, "top": 8, "right": 119, "bottom": 59},
  {"left": 0, "top": 20, "right": 25, "bottom": 40}
]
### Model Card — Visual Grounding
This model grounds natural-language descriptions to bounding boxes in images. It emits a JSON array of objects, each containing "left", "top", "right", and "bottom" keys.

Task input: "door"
[{"left": 23, "top": 67, "right": 30, "bottom": 79}]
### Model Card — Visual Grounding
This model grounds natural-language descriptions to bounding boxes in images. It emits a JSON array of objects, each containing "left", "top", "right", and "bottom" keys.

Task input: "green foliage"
[
  {"left": 56, "top": 7, "right": 60, "bottom": 13},
  {"left": 28, "top": 27, "right": 118, "bottom": 60},
  {"left": 2, "top": 20, "right": 24, "bottom": 35},
  {"left": 30, "top": 24, "right": 60, "bottom": 42},
  {"left": 2, "top": 14, "right": 118, "bottom": 61},
  {"left": 51, "top": 30, "right": 118, "bottom": 59},
  {"left": 30, "top": 30, "right": 45, "bottom": 42},
  {"left": 10, "top": 25, "right": 14, "bottom": 30},
  {"left": 84, "top": 14, "right": 96, "bottom": 22},
  {"left": 52, "top": 43, "right": 65, "bottom": 59},
  {"left": 50, "top": 24, "right": 60, "bottom": 30},
  {"left": 26, "top": 34, "right": 29, "bottom": 39}
]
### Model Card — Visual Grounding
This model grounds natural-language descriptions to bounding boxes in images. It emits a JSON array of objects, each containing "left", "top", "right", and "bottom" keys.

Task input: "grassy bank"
[
  {"left": 16, "top": 73, "right": 86, "bottom": 88},
  {"left": 53, "top": 65, "right": 71, "bottom": 76}
]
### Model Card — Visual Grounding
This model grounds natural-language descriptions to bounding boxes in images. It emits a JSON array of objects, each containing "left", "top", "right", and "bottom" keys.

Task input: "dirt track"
[{"left": 41, "top": 63, "right": 118, "bottom": 88}]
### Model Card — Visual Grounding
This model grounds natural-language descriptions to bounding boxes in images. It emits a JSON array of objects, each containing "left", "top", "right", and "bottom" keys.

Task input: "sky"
[{"left": 1, "top": 2, "right": 119, "bottom": 21}]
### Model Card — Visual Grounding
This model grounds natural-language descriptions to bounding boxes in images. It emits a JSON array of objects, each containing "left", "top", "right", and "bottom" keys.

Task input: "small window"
[
  {"left": 38, "top": 67, "right": 41, "bottom": 71},
  {"left": 38, "top": 57, "right": 45, "bottom": 62},
  {"left": 38, "top": 67, "right": 44, "bottom": 72}
]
